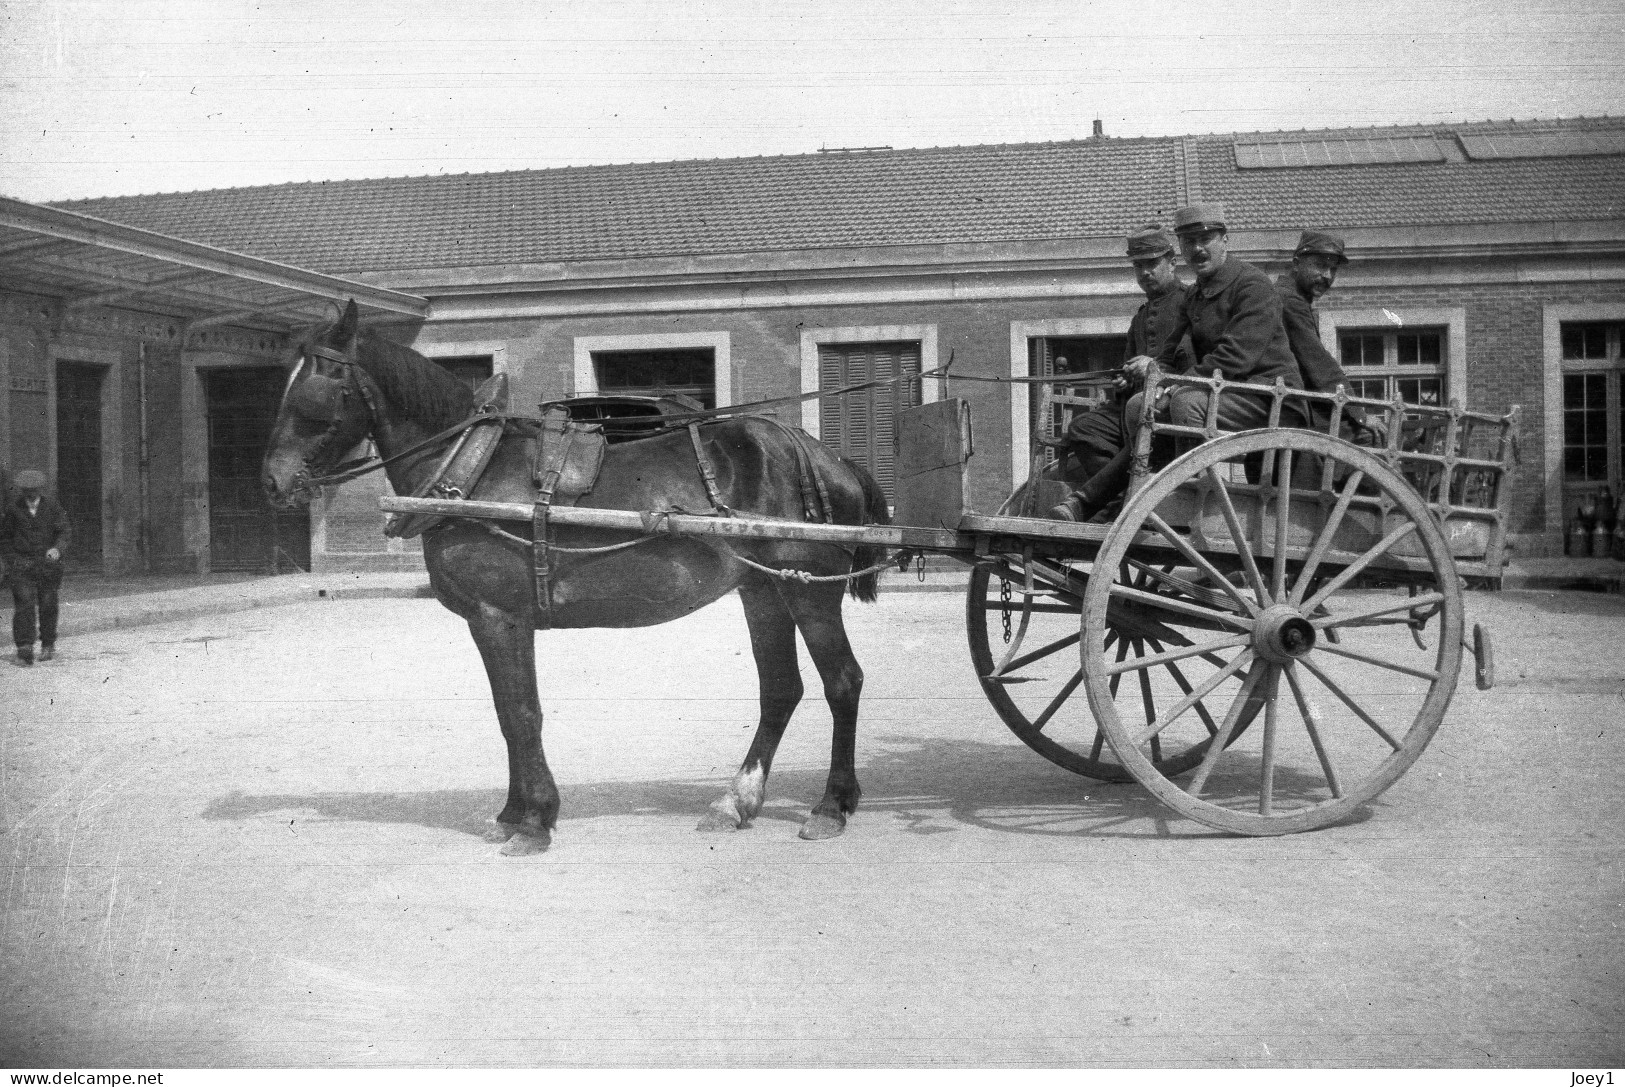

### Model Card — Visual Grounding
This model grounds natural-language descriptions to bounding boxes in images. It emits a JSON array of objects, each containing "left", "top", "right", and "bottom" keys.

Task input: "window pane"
[
  {"left": 1339, "top": 334, "right": 1384, "bottom": 367},
  {"left": 1563, "top": 371, "right": 1610, "bottom": 482},
  {"left": 1398, "top": 335, "right": 1418, "bottom": 366},
  {"left": 1416, "top": 333, "right": 1442, "bottom": 366},
  {"left": 1397, "top": 377, "right": 1442, "bottom": 406},
  {"left": 1346, "top": 377, "right": 1387, "bottom": 400}
]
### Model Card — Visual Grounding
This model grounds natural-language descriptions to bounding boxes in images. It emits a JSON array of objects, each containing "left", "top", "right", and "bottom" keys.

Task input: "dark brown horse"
[{"left": 261, "top": 302, "right": 890, "bottom": 855}]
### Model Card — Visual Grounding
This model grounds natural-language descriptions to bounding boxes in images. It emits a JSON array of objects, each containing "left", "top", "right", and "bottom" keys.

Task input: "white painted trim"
[
  {"left": 1541, "top": 303, "right": 1625, "bottom": 542},
  {"left": 797, "top": 324, "right": 939, "bottom": 438},
  {"left": 413, "top": 338, "right": 513, "bottom": 378},
  {"left": 1006, "top": 317, "right": 1134, "bottom": 490},
  {"left": 45, "top": 343, "right": 122, "bottom": 574},
  {"left": 571, "top": 330, "right": 731, "bottom": 408},
  {"left": 1315, "top": 306, "right": 1467, "bottom": 408}
]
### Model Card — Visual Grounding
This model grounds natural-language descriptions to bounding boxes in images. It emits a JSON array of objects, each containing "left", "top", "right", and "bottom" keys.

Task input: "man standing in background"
[{"left": 2, "top": 468, "right": 70, "bottom": 665}]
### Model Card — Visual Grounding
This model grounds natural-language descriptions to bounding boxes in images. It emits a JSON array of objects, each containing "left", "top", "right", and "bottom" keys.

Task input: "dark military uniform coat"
[
  {"left": 1273, "top": 273, "right": 1372, "bottom": 426},
  {"left": 1155, "top": 258, "right": 1301, "bottom": 388},
  {"left": 1125, "top": 281, "right": 1195, "bottom": 372}
]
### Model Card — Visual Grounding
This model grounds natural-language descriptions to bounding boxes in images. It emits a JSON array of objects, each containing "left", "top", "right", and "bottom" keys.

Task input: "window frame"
[
  {"left": 1543, "top": 304, "right": 1625, "bottom": 545},
  {"left": 1334, "top": 326, "right": 1449, "bottom": 406},
  {"left": 1008, "top": 317, "right": 1133, "bottom": 489},
  {"left": 1316, "top": 306, "right": 1467, "bottom": 408},
  {"left": 798, "top": 324, "right": 938, "bottom": 438},
  {"left": 573, "top": 331, "right": 732, "bottom": 409}
]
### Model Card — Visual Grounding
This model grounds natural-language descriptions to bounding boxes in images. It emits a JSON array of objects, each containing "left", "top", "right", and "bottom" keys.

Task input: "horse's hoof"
[
  {"left": 798, "top": 813, "right": 846, "bottom": 841},
  {"left": 482, "top": 824, "right": 518, "bottom": 843},
  {"left": 697, "top": 804, "right": 744, "bottom": 832},
  {"left": 498, "top": 828, "right": 550, "bottom": 856}
]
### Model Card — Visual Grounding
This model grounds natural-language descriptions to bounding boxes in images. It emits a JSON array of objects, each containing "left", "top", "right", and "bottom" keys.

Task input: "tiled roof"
[{"left": 54, "top": 116, "right": 1625, "bottom": 275}]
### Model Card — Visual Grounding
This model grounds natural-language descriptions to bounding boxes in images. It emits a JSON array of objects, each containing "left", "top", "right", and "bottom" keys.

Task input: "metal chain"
[{"left": 1000, "top": 576, "right": 1012, "bottom": 644}]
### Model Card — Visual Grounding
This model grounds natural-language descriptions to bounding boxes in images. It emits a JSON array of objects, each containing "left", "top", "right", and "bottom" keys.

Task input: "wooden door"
[
  {"left": 205, "top": 368, "right": 311, "bottom": 572},
  {"left": 54, "top": 361, "right": 105, "bottom": 569}
]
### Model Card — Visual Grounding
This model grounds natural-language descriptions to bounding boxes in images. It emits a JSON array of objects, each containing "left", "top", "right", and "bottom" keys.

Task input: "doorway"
[{"left": 204, "top": 368, "right": 311, "bottom": 572}]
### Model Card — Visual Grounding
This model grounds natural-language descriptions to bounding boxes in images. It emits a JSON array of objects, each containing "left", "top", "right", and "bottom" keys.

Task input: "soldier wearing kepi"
[
  {"left": 1274, "top": 229, "right": 1384, "bottom": 442},
  {"left": 2, "top": 469, "right": 70, "bottom": 665},
  {"left": 1051, "top": 202, "right": 1300, "bottom": 521},
  {"left": 1043, "top": 224, "right": 1194, "bottom": 482}
]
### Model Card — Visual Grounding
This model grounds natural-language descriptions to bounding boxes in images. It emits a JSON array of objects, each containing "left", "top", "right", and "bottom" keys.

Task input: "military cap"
[
  {"left": 1126, "top": 224, "right": 1175, "bottom": 261},
  {"left": 1294, "top": 229, "right": 1348, "bottom": 264},
  {"left": 14, "top": 469, "right": 45, "bottom": 489},
  {"left": 1171, "top": 202, "right": 1227, "bottom": 234}
]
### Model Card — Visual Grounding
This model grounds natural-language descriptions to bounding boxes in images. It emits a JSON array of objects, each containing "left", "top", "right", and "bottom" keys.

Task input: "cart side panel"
[{"left": 894, "top": 398, "right": 973, "bottom": 530}]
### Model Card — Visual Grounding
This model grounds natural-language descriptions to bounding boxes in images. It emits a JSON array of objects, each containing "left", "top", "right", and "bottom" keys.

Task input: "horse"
[{"left": 260, "top": 301, "right": 891, "bottom": 855}]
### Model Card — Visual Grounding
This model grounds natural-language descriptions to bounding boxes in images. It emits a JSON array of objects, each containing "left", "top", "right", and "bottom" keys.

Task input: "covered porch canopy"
[{"left": 0, "top": 195, "right": 427, "bottom": 330}]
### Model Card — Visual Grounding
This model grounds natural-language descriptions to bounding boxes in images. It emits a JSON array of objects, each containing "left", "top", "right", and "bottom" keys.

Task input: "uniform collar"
[
  {"left": 1194, "top": 256, "right": 1244, "bottom": 297},
  {"left": 1276, "top": 272, "right": 1315, "bottom": 304},
  {"left": 1144, "top": 277, "right": 1186, "bottom": 301}
]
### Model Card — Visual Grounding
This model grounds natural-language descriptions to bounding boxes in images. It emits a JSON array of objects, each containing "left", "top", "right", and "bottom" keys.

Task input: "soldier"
[
  {"left": 2, "top": 469, "right": 70, "bottom": 665},
  {"left": 1052, "top": 202, "right": 1301, "bottom": 521},
  {"left": 1042, "top": 224, "right": 1194, "bottom": 482},
  {"left": 1274, "top": 229, "right": 1385, "bottom": 442}
]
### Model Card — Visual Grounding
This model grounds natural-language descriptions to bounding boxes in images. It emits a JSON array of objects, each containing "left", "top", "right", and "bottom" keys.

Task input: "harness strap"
[
  {"left": 531, "top": 425, "right": 579, "bottom": 628},
  {"left": 790, "top": 428, "right": 836, "bottom": 524},
  {"left": 687, "top": 423, "right": 732, "bottom": 515}
]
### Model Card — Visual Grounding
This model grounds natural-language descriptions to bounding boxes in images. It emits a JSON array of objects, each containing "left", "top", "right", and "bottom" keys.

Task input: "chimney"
[{"left": 1092, "top": 118, "right": 1104, "bottom": 138}]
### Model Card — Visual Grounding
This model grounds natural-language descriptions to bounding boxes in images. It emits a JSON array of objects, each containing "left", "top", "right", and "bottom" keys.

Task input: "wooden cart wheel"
[
  {"left": 1081, "top": 429, "right": 1464, "bottom": 835},
  {"left": 966, "top": 558, "right": 1246, "bottom": 781}
]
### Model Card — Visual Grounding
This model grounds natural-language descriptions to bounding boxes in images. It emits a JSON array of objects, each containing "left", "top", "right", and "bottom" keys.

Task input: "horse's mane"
[{"left": 353, "top": 332, "right": 474, "bottom": 430}]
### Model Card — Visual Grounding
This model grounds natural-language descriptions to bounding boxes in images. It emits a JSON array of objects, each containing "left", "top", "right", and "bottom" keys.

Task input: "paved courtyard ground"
[{"left": 1, "top": 585, "right": 1621, "bottom": 1068}]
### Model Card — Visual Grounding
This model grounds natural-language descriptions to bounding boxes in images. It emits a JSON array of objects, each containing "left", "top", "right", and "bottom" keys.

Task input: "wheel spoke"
[
  {"left": 1146, "top": 637, "right": 1220, "bottom": 736},
  {"left": 1271, "top": 449, "right": 1294, "bottom": 603},
  {"left": 988, "top": 631, "right": 1083, "bottom": 677},
  {"left": 1134, "top": 639, "right": 1158, "bottom": 733},
  {"left": 1312, "top": 641, "right": 1439, "bottom": 682},
  {"left": 1108, "top": 635, "right": 1132, "bottom": 697},
  {"left": 1311, "top": 592, "right": 1447, "bottom": 631},
  {"left": 1204, "top": 466, "right": 1269, "bottom": 606},
  {"left": 1284, "top": 662, "right": 1343, "bottom": 798},
  {"left": 1259, "top": 664, "right": 1281, "bottom": 815},
  {"left": 1146, "top": 513, "right": 1260, "bottom": 617},
  {"left": 1130, "top": 648, "right": 1253, "bottom": 745},
  {"left": 1107, "top": 581, "right": 1255, "bottom": 631},
  {"left": 1298, "top": 654, "right": 1404, "bottom": 751},
  {"left": 1289, "top": 469, "right": 1366, "bottom": 604},
  {"left": 1187, "top": 663, "right": 1266, "bottom": 797},
  {"left": 1125, "top": 558, "right": 1250, "bottom": 618},
  {"left": 1301, "top": 521, "right": 1421, "bottom": 615},
  {"left": 1106, "top": 633, "right": 1252, "bottom": 677},
  {"left": 1031, "top": 668, "right": 1085, "bottom": 731}
]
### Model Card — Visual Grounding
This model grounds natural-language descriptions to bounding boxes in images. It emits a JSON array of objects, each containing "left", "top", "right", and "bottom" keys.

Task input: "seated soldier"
[
  {"left": 1274, "top": 229, "right": 1386, "bottom": 446},
  {"left": 1041, "top": 224, "right": 1193, "bottom": 483},
  {"left": 1051, "top": 202, "right": 1302, "bottom": 521}
]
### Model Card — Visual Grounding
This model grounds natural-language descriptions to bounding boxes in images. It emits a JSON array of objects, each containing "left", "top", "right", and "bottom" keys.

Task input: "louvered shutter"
[{"left": 818, "top": 340, "right": 921, "bottom": 498}]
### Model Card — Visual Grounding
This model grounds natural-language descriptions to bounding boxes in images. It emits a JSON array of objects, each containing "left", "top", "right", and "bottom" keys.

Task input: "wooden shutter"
[{"left": 818, "top": 341, "right": 921, "bottom": 498}]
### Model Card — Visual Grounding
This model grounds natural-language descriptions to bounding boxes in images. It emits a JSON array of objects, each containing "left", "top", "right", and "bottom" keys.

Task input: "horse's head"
[{"left": 261, "top": 299, "right": 376, "bottom": 509}]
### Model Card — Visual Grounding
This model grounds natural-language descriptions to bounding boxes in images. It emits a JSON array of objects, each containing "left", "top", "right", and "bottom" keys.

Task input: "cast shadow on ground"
[{"left": 201, "top": 733, "right": 1376, "bottom": 842}]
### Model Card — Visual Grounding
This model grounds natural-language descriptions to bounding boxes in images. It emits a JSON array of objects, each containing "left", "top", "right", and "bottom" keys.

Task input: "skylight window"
[{"left": 1234, "top": 136, "right": 1446, "bottom": 169}]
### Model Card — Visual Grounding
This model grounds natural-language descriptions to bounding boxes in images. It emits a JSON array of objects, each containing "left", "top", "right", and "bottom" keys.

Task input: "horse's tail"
[{"left": 843, "top": 456, "right": 891, "bottom": 603}]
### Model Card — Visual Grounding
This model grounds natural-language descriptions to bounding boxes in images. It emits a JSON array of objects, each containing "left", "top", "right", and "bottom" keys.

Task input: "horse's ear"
[{"left": 333, "top": 298, "right": 360, "bottom": 347}]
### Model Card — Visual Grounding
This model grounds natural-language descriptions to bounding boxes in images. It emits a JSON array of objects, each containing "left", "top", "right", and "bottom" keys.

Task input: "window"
[
  {"left": 1337, "top": 329, "right": 1446, "bottom": 405},
  {"left": 432, "top": 355, "right": 494, "bottom": 392},
  {"left": 1559, "top": 322, "right": 1625, "bottom": 497},
  {"left": 592, "top": 347, "right": 715, "bottom": 409},
  {"left": 1028, "top": 334, "right": 1125, "bottom": 464},
  {"left": 818, "top": 340, "right": 921, "bottom": 497}
]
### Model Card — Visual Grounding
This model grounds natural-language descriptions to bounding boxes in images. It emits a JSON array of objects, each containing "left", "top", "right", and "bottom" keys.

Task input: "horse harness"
[{"left": 289, "top": 341, "right": 849, "bottom": 623}]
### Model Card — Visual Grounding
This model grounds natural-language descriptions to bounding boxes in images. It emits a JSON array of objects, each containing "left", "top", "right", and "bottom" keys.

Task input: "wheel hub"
[{"left": 1254, "top": 605, "right": 1317, "bottom": 663}]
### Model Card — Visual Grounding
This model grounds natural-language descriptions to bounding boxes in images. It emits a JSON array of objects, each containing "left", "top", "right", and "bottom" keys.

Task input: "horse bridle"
[
  {"left": 280, "top": 341, "right": 490, "bottom": 496},
  {"left": 280, "top": 342, "right": 385, "bottom": 495}
]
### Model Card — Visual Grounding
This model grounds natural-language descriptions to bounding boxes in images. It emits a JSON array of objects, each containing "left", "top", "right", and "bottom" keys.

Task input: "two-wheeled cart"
[{"left": 383, "top": 367, "right": 1518, "bottom": 836}]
